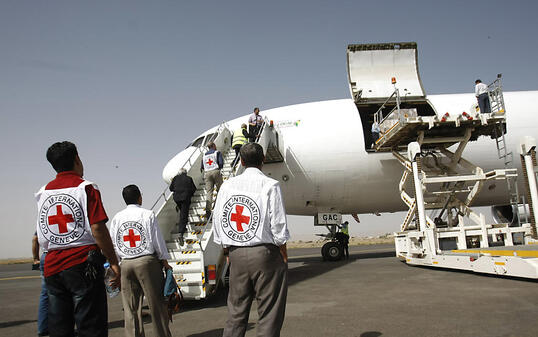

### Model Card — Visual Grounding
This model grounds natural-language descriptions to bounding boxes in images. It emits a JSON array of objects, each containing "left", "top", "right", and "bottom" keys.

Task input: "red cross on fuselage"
[
  {"left": 207, "top": 159, "right": 214, "bottom": 166},
  {"left": 48, "top": 205, "right": 74, "bottom": 234},
  {"left": 123, "top": 229, "right": 141, "bottom": 248},
  {"left": 230, "top": 205, "right": 250, "bottom": 232}
]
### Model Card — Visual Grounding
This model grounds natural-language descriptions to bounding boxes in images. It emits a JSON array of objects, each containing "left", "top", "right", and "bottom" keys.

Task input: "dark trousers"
[
  {"left": 232, "top": 145, "right": 242, "bottom": 167},
  {"left": 38, "top": 253, "right": 49, "bottom": 335},
  {"left": 478, "top": 93, "right": 491, "bottom": 113},
  {"left": 224, "top": 244, "right": 288, "bottom": 337},
  {"left": 371, "top": 131, "right": 380, "bottom": 148},
  {"left": 175, "top": 199, "right": 191, "bottom": 234},
  {"left": 248, "top": 125, "right": 260, "bottom": 142},
  {"left": 45, "top": 262, "right": 108, "bottom": 337},
  {"left": 343, "top": 243, "right": 349, "bottom": 259}
]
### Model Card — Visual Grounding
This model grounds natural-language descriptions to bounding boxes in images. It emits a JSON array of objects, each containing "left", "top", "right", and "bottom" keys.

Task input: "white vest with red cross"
[
  {"left": 203, "top": 151, "right": 219, "bottom": 171},
  {"left": 35, "top": 181, "right": 96, "bottom": 251},
  {"left": 109, "top": 205, "right": 170, "bottom": 260}
]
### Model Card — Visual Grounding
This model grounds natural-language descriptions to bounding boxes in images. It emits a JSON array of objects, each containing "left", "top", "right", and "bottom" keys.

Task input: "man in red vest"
[{"left": 35, "top": 141, "right": 120, "bottom": 337}]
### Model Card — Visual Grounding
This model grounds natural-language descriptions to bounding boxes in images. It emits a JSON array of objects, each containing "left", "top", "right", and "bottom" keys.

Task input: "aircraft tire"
[
  {"left": 323, "top": 242, "right": 343, "bottom": 261},
  {"left": 321, "top": 243, "right": 329, "bottom": 261}
]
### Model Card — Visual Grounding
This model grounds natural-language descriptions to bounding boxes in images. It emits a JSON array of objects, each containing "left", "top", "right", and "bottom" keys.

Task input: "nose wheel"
[{"left": 321, "top": 241, "right": 344, "bottom": 261}]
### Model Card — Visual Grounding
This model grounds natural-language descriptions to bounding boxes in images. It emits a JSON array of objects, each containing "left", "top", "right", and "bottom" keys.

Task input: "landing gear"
[{"left": 321, "top": 241, "right": 344, "bottom": 261}]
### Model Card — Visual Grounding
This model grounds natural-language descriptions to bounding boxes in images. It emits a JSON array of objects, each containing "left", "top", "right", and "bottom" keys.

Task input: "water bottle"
[{"left": 103, "top": 262, "right": 120, "bottom": 298}]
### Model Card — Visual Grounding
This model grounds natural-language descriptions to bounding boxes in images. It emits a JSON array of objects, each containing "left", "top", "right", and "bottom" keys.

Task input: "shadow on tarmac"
[
  {"left": 360, "top": 332, "right": 383, "bottom": 337},
  {"left": 185, "top": 323, "right": 254, "bottom": 337},
  {"left": 0, "top": 319, "right": 37, "bottom": 329},
  {"left": 287, "top": 249, "right": 395, "bottom": 287},
  {"left": 174, "top": 248, "right": 396, "bottom": 314}
]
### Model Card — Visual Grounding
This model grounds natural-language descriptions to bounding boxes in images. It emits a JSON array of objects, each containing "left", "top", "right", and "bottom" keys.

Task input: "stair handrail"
[
  {"left": 151, "top": 122, "right": 229, "bottom": 213},
  {"left": 487, "top": 74, "right": 505, "bottom": 115},
  {"left": 374, "top": 86, "right": 401, "bottom": 126}
]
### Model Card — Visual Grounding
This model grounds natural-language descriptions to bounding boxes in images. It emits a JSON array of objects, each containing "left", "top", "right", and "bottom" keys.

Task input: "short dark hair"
[
  {"left": 254, "top": 107, "right": 259, "bottom": 113},
  {"left": 46, "top": 141, "right": 78, "bottom": 173},
  {"left": 240, "top": 143, "right": 264, "bottom": 167},
  {"left": 475, "top": 79, "right": 481, "bottom": 84},
  {"left": 207, "top": 141, "right": 216, "bottom": 149},
  {"left": 122, "top": 185, "right": 141, "bottom": 205}
]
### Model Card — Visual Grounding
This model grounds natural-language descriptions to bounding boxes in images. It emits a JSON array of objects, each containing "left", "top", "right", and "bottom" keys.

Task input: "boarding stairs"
[
  {"left": 373, "top": 77, "right": 538, "bottom": 279},
  {"left": 152, "top": 120, "right": 283, "bottom": 299}
]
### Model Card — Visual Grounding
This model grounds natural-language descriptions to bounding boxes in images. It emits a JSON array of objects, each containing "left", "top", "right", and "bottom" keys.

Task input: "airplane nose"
[{"left": 162, "top": 146, "right": 200, "bottom": 184}]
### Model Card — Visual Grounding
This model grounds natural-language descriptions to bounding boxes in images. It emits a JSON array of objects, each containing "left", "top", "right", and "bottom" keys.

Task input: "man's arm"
[
  {"left": 91, "top": 221, "right": 121, "bottom": 288},
  {"left": 189, "top": 177, "right": 197, "bottom": 196},
  {"left": 268, "top": 183, "right": 290, "bottom": 262},
  {"left": 150, "top": 213, "right": 170, "bottom": 262},
  {"left": 279, "top": 244, "right": 288, "bottom": 263},
  {"left": 32, "top": 235, "right": 40, "bottom": 267},
  {"left": 217, "top": 151, "right": 224, "bottom": 169}
]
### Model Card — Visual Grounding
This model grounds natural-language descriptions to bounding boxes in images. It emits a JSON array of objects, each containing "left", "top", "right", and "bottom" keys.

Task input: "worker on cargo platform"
[
  {"left": 371, "top": 121, "right": 381, "bottom": 148},
  {"left": 475, "top": 79, "right": 491, "bottom": 113}
]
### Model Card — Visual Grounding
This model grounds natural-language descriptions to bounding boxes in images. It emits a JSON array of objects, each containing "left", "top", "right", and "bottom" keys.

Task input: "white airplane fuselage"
[{"left": 163, "top": 91, "right": 538, "bottom": 216}]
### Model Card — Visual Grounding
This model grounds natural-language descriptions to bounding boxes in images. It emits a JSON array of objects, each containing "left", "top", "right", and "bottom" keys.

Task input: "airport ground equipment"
[
  {"left": 376, "top": 80, "right": 538, "bottom": 279},
  {"left": 151, "top": 121, "right": 283, "bottom": 299}
]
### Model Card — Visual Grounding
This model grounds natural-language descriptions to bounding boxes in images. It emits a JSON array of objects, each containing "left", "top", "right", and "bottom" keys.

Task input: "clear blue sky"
[{"left": 1, "top": 1, "right": 537, "bottom": 258}]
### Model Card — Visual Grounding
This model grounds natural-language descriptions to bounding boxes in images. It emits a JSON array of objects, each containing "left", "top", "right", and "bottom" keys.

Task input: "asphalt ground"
[{"left": 1, "top": 244, "right": 537, "bottom": 337}]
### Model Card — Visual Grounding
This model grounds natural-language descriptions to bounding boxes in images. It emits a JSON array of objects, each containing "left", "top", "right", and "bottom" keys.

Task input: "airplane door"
[{"left": 346, "top": 42, "right": 427, "bottom": 104}]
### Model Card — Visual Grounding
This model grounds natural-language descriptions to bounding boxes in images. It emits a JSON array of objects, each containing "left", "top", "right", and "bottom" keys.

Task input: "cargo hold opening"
[
  {"left": 356, "top": 100, "right": 436, "bottom": 151},
  {"left": 346, "top": 42, "right": 433, "bottom": 151}
]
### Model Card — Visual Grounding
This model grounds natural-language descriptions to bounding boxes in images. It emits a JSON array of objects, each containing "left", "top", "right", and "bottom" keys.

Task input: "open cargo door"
[
  {"left": 347, "top": 42, "right": 426, "bottom": 104},
  {"left": 347, "top": 42, "right": 435, "bottom": 151}
]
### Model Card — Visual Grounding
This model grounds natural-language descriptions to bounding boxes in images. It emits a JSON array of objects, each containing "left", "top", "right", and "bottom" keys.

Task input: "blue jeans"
[
  {"left": 38, "top": 253, "right": 49, "bottom": 335},
  {"left": 45, "top": 261, "right": 108, "bottom": 337}
]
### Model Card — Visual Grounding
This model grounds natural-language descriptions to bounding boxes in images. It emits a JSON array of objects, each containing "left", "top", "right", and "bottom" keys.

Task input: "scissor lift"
[{"left": 377, "top": 79, "right": 538, "bottom": 279}]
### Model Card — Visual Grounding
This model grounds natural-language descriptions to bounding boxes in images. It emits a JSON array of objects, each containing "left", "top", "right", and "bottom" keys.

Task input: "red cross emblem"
[
  {"left": 48, "top": 205, "right": 74, "bottom": 234},
  {"left": 230, "top": 205, "right": 250, "bottom": 232},
  {"left": 123, "top": 229, "right": 141, "bottom": 248},
  {"left": 207, "top": 158, "right": 214, "bottom": 166}
]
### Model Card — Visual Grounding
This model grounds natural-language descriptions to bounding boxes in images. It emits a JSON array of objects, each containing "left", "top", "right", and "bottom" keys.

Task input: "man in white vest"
[
  {"left": 201, "top": 141, "right": 223, "bottom": 218},
  {"left": 213, "top": 143, "right": 290, "bottom": 337},
  {"left": 35, "top": 141, "right": 120, "bottom": 337},
  {"left": 109, "top": 185, "right": 172, "bottom": 337}
]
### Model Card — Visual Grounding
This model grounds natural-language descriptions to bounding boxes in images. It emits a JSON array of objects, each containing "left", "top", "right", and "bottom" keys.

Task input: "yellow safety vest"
[
  {"left": 341, "top": 225, "right": 349, "bottom": 236},
  {"left": 232, "top": 128, "right": 248, "bottom": 147}
]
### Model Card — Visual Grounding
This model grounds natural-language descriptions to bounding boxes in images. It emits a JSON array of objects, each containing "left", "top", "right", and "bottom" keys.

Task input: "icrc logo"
[
  {"left": 38, "top": 194, "right": 85, "bottom": 246},
  {"left": 116, "top": 222, "right": 148, "bottom": 256},
  {"left": 222, "top": 195, "right": 260, "bottom": 243}
]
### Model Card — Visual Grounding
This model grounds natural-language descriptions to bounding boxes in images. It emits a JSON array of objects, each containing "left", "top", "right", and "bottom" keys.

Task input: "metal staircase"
[{"left": 152, "top": 119, "right": 284, "bottom": 299}]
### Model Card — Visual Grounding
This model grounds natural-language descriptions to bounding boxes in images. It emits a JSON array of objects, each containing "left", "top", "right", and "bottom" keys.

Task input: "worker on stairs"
[
  {"left": 169, "top": 168, "right": 197, "bottom": 245},
  {"left": 201, "top": 142, "right": 223, "bottom": 220},
  {"left": 231, "top": 124, "right": 249, "bottom": 167}
]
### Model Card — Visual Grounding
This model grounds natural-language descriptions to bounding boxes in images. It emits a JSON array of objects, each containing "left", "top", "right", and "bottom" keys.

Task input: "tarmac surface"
[{"left": 1, "top": 244, "right": 537, "bottom": 337}]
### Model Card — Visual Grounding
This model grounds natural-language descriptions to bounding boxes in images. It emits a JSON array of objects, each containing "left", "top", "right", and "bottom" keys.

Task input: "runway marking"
[
  {"left": 0, "top": 275, "right": 40, "bottom": 281},
  {"left": 452, "top": 249, "right": 538, "bottom": 258}
]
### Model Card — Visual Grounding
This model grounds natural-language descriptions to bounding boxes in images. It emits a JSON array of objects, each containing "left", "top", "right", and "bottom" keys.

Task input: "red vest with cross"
[{"left": 35, "top": 181, "right": 96, "bottom": 251}]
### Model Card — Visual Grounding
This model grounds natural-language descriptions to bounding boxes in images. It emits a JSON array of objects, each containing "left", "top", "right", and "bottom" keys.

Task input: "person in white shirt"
[
  {"left": 213, "top": 143, "right": 290, "bottom": 337},
  {"left": 475, "top": 79, "right": 491, "bottom": 113},
  {"left": 109, "top": 185, "right": 172, "bottom": 337},
  {"left": 247, "top": 107, "right": 263, "bottom": 142},
  {"left": 371, "top": 121, "right": 381, "bottom": 148}
]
